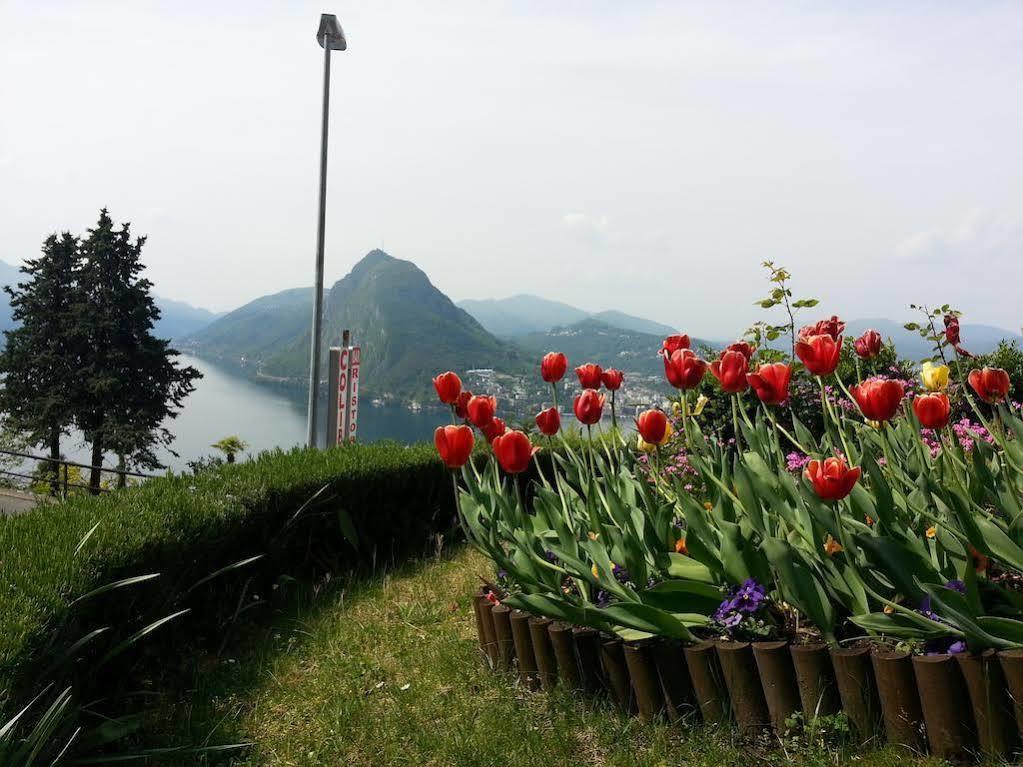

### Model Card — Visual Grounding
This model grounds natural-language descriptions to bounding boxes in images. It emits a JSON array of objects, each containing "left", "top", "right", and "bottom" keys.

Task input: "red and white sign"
[
  {"left": 346, "top": 346, "right": 361, "bottom": 441},
  {"left": 335, "top": 346, "right": 351, "bottom": 444}
]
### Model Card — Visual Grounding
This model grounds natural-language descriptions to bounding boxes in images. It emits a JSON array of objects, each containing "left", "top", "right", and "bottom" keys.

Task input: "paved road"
[{"left": 0, "top": 488, "right": 48, "bottom": 515}]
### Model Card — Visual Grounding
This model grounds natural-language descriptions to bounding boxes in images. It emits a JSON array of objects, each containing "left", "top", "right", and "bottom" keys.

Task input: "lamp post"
[{"left": 306, "top": 13, "right": 347, "bottom": 448}]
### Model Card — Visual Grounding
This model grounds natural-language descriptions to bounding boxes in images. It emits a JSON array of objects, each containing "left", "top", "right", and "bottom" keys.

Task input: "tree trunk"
[
  {"left": 48, "top": 429, "right": 60, "bottom": 497},
  {"left": 227, "top": 453, "right": 235, "bottom": 464},
  {"left": 89, "top": 437, "right": 103, "bottom": 495}
]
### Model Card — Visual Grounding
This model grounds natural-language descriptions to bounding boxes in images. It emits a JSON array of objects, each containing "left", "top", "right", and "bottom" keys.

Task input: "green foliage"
[
  {"left": 0, "top": 441, "right": 456, "bottom": 718},
  {"left": 748, "top": 260, "right": 820, "bottom": 357},
  {"left": 211, "top": 436, "right": 248, "bottom": 463},
  {"left": 75, "top": 209, "right": 202, "bottom": 482}
]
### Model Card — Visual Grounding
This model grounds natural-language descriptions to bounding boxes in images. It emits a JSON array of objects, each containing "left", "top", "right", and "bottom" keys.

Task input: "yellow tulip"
[
  {"left": 591, "top": 564, "right": 600, "bottom": 578},
  {"left": 637, "top": 436, "right": 656, "bottom": 453},
  {"left": 926, "top": 526, "right": 937, "bottom": 539},
  {"left": 921, "top": 362, "right": 950, "bottom": 391},
  {"left": 692, "top": 394, "right": 709, "bottom": 416}
]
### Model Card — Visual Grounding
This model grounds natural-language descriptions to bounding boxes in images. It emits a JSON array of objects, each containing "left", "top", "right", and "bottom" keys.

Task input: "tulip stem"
[
  {"left": 551, "top": 383, "right": 559, "bottom": 413},
  {"left": 679, "top": 391, "right": 691, "bottom": 449},
  {"left": 731, "top": 396, "right": 742, "bottom": 453}
]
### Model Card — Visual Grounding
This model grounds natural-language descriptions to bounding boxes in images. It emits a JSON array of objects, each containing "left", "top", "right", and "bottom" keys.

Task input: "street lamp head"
[{"left": 316, "top": 13, "right": 347, "bottom": 51}]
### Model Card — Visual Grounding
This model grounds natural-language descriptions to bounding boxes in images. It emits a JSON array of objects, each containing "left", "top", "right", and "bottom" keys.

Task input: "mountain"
[
  {"left": 153, "top": 297, "right": 223, "bottom": 340},
  {"left": 180, "top": 287, "right": 313, "bottom": 364},
  {"left": 590, "top": 310, "right": 677, "bottom": 338},
  {"left": 457, "top": 293, "right": 680, "bottom": 340},
  {"left": 846, "top": 319, "right": 1023, "bottom": 361},
  {"left": 186, "top": 250, "right": 527, "bottom": 400},
  {"left": 456, "top": 295, "right": 588, "bottom": 337},
  {"left": 0, "top": 258, "right": 219, "bottom": 341}
]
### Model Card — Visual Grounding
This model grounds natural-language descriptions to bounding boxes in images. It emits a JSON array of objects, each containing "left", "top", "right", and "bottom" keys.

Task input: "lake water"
[{"left": 46, "top": 355, "right": 450, "bottom": 475}]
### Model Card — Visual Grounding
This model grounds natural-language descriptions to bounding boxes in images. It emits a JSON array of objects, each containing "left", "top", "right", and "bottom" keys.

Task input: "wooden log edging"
[{"left": 469, "top": 594, "right": 1023, "bottom": 759}]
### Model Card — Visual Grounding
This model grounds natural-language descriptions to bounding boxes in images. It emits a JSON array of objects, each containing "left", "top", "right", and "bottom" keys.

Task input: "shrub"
[{"left": 0, "top": 442, "right": 456, "bottom": 715}]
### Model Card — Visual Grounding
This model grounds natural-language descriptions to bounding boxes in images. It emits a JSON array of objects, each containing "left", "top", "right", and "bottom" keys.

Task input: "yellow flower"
[
  {"left": 591, "top": 563, "right": 600, "bottom": 578},
  {"left": 672, "top": 401, "right": 682, "bottom": 417},
  {"left": 637, "top": 436, "right": 656, "bottom": 453},
  {"left": 692, "top": 394, "right": 709, "bottom": 416},
  {"left": 587, "top": 531, "right": 599, "bottom": 541},
  {"left": 655, "top": 420, "right": 675, "bottom": 446},
  {"left": 866, "top": 419, "right": 882, "bottom": 430},
  {"left": 675, "top": 536, "right": 688, "bottom": 555},
  {"left": 921, "top": 362, "right": 950, "bottom": 392},
  {"left": 926, "top": 526, "right": 937, "bottom": 539},
  {"left": 823, "top": 534, "right": 843, "bottom": 557},
  {"left": 883, "top": 603, "right": 896, "bottom": 615},
  {"left": 704, "top": 501, "right": 713, "bottom": 510}
]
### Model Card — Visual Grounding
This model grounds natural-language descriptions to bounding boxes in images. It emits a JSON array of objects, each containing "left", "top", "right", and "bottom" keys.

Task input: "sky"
[{"left": 1, "top": 1, "right": 1021, "bottom": 338}]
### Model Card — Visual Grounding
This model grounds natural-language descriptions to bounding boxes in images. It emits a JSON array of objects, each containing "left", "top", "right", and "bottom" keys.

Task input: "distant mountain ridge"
[
  {"left": 457, "top": 294, "right": 677, "bottom": 339},
  {"left": 0, "top": 258, "right": 220, "bottom": 341}
]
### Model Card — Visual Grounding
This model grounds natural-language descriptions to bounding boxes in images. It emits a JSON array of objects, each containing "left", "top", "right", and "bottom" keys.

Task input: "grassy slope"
[{"left": 152, "top": 547, "right": 942, "bottom": 767}]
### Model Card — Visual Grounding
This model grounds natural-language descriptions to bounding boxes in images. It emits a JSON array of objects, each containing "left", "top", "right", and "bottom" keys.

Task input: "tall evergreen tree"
[
  {"left": 75, "top": 209, "right": 200, "bottom": 492},
  {"left": 0, "top": 232, "right": 82, "bottom": 492}
]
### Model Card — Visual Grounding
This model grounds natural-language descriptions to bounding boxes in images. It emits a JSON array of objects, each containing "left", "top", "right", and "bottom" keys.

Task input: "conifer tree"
[
  {"left": 75, "top": 209, "right": 200, "bottom": 492},
  {"left": 0, "top": 232, "right": 82, "bottom": 493}
]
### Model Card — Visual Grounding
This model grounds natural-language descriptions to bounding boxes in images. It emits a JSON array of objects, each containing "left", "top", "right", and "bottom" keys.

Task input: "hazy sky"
[{"left": 2, "top": 1, "right": 1021, "bottom": 337}]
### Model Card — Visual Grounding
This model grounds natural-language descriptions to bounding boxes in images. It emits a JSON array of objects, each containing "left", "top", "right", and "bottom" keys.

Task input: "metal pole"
[{"left": 306, "top": 40, "right": 332, "bottom": 447}]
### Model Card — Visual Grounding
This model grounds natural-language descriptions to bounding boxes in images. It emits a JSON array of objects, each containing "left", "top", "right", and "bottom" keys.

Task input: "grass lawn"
[{"left": 151, "top": 545, "right": 950, "bottom": 767}]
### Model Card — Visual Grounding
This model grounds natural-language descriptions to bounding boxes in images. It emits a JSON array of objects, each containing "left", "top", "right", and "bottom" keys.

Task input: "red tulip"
[
  {"left": 800, "top": 316, "right": 845, "bottom": 342},
  {"left": 601, "top": 368, "right": 624, "bottom": 391},
  {"left": 710, "top": 350, "right": 749, "bottom": 394},
  {"left": 795, "top": 333, "right": 843, "bottom": 377},
  {"left": 573, "top": 389, "right": 605, "bottom": 425},
  {"left": 661, "top": 334, "right": 691, "bottom": 357},
  {"left": 535, "top": 407, "right": 561, "bottom": 436},
  {"left": 854, "top": 330, "right": 882, "bottom": 360},
  {"left": 466, "top": 394, "right": 497, "bottom": 427},
  {"left": 432, "top": 371, "right": 462, "bottom": 405},
  {"left": 944, "top": 314, "right": 961, "bottom": 345},
  {"left": 725, "top": 341, "right": 756, "bottom": 361},
  {"left": 575, "top": 363, "right": 603, "bottom": 390},
  {"left": 748, "top": 363, "right": 792, "bottom": 405},
  {"left": 913, "top": 392, "right": 951, "bottom": 430},
  {"left": 492, "top": 430, "right": 539, "bottom": 474},
  {"left": 434, "top": 425, "right": 474, "bottom": 469},
  {"left": 541, "top": 352, "right": 568, "bottom": 383},
  {"left": 663, "top": 349, "right": 707, "bottom": 390},
  {"left": 805, "top": 455, "right": 861, "bottom": 501},
  {"left": 481, "top": 417, "right": 507, "bottom": 443},
  {"left": 850, "top": 378, "right": 905, "bottom": 422},
  {"left": 635, "top": 409, "right": 669, "bottom": 445},
  {"left": 454, "top": 390, "right": 472, "bottom": 420},
  {"left": 968, "top": 367, "right": 1011, "bottom": 403}
]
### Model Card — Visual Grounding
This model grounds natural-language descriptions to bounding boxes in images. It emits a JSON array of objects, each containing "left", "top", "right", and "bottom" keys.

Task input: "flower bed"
[{"left": 432, "top": 309, "right": 1023, "bottom": 761}]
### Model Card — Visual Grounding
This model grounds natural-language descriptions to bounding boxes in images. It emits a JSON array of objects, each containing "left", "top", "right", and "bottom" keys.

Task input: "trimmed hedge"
[{"left": 0, "top": 442, "right": 456, "bottom": 712}]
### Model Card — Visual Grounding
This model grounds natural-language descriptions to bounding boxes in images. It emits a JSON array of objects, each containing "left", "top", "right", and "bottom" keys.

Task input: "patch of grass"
[{"left": 150, "top": 547, "right": 947, "bottom": 767}]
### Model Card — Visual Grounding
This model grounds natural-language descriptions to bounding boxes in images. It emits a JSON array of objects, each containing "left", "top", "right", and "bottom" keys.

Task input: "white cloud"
[{"left": 894, "top": 208, "right": 1023, "bottom": 266}]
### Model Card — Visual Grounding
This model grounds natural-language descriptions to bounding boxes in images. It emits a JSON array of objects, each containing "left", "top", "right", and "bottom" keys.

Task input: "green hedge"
[{"left": 0, "top": 442, "right": 456, "bottom": 712}]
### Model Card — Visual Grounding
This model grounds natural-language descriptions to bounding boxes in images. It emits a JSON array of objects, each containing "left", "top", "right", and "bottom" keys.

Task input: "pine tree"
[
  {"left": 0, "top": 232, "right": 82, "bottom": 493},
  {"left": 75, "top": 209, "right": 201, "bottom": 492}
]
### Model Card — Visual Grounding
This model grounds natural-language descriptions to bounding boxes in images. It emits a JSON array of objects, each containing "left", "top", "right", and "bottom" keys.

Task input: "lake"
[{"left": 42, "top": 355, "right": 451, "bottom": 475}]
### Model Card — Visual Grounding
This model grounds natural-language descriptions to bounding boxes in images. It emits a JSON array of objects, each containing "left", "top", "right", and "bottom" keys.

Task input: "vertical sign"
[
  {"left": 346, "top": 346, "right": 361, "bottom": 441},
  {"left": 336, "top": 346, "right": 351, "bottom": 444}
]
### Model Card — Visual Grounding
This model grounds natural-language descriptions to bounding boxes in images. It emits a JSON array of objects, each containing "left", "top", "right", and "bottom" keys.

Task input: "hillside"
[
  {"left": 458, "top": 294, "right": 678, "bottom": 339},
  {"left": 187, "top": 250, "right": 527, "bottom": 400},
  {"left": 456, "top": 295, "right": 588, "bottom": 337},
  {"left": 518, "top": 318, "right": 676, "bottom": 377},
  {"left": 153, "top": 297, "right": 222, "bottom": 340}
]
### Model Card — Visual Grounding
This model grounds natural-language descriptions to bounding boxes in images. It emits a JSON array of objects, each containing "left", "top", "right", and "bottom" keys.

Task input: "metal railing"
[{"left": 0, "top": 448, "right": 158, "bottom": 497}]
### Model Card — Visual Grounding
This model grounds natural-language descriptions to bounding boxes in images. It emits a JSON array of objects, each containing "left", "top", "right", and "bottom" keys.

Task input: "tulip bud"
[
  {"left": 661, "top": 334, "right": 691, "bottom": 357},
  {"left": 853, "top": 330, "right": 882, "bottom": 359},
  {"left": 747, "top": 363, "right": 791, "bottom": 406},
  {"left": 664, "top": 349, "right": 707, "bottom": 390},
  {"left": 432, "top": 371, "right": 462, "bottom": 405},
  {"left": 709, "top": 350, "right": 749, "bottom": 394},
  {"left": 491, "top": 430, "right": 539, "bottom": 474},
  {"left": 635, "top": 409, "right": 670, "bottom": 445},
  {"left": 913, "top": 393, "right": 951, "bottom": 430},
  {"left": 795, "top": 333, "right": 842, "bottom": 377},
  {"left": 920, "top": 362, "right": 950, "bottom": 391},
  {"left": 466, "top": 395, "right": 497, "bottom": 428},
  {"left": 601, "top": 368, "right": 624, "bottom": 391},
  {"left": 534, "top": 407, "right": 560, "bottom": 436},
  {"left": 850, "top": 378, "right": 905, "bottom": 422},
  {"left": 804, "top": 455, "right": 861, "bottom": 501},
  {"left": 434, "top": 425, "right": 474, "bottom": 468},
  {"left": 481, "top": 416, "right": 506, "bottom": 443},
  {"left": 573, "top": 389, "right": 605, "bottom": 425},
  {"left": 541, "top": 352, "right": 568, "bottom": 383},
  {"left": 575, "top": 363, "right": 603, "bottom": 390},
  {"left": 968, "top": 367, "right": 1011, "bottom": 403}
]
